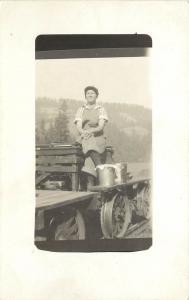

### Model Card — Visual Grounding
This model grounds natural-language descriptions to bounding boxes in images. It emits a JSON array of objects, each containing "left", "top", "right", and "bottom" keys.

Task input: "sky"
[{"left": 36, "top": 56, "right": 151, "bottom": 108}]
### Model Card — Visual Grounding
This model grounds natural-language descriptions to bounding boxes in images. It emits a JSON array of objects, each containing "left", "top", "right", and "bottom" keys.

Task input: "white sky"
[{"left": 36, "top": 56, "right": 151, "bottom": 108}]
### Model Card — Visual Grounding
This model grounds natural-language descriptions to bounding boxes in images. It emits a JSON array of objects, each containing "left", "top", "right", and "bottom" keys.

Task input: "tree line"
[
  {"left": 36, "top": 97, "right": 152, "bottom": 162},
  {"left": 36, "top": 100, "right": 73, "bottom": 144}
]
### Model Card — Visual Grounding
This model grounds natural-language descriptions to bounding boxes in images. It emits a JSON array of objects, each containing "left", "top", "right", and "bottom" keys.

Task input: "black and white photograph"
[
  {"left": 1, "top": 2, "right": 189, "bottom": 299},
  {"left": 35, "top": 35, "right": 152, "bottom": 251}
]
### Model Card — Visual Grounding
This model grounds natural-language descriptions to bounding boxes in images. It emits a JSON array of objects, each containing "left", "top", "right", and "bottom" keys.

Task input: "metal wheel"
[
  {"left": 54, "top": 209, "right": 86, "bottom": 240},
  {"left": 136, "top": 183, "right": 151, "bottom": 220},
  {"left": 100, "top": 193, "right": 131, "bottom": 239}
]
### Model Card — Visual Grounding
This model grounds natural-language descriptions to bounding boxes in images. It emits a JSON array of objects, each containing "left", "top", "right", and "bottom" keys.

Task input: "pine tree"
[
  {"left": 54, "top": 100, "right": 70, "bottom": 143},
  {"left": 46, "top": 121, "right": 56, "bottom": 143},
  {"left": 39, "top": 118, "right": 47, "bottom": 144},
  {"left": 35, "top": 127, "right": 40, "bottom": 144}
]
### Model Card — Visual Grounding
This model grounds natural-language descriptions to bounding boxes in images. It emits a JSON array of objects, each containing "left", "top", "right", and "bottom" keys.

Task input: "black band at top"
[{"left": 35, "top": 34, "right": 152, "bottom": 52}]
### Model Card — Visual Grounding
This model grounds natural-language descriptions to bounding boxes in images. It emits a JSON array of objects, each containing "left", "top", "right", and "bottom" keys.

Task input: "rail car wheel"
[
  {"left": 100, "top": 193, "right": 131, "bottom": 239},
  {"left": 136, "top": 183, "right": 151, "bottom": 220},
  {"left": 54, "top": 209, "right": 86, "bottom": 240}
]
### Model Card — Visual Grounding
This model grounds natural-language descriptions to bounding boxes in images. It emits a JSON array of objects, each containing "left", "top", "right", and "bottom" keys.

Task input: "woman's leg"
[
  {"left": 84, "top": 150, "right": 102, "bottom": 190},
  {"left": 87, "top": 150, "right": 102, "bottom": 167},
  {"left": 86, "top": 174, "right": 96, "bottom": 190}
]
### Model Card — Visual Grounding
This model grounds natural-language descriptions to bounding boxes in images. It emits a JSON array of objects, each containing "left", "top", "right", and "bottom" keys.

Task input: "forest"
[{"left": 36, "top": 97, "right": 152, "bottom": 163}]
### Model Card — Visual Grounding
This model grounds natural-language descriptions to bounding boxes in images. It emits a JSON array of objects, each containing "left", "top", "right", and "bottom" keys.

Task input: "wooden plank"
[
  {"left": 36, "top": 190, "right": 98, "bottom": 210},
  {"left": 90, "top": 179, "right": 150, "bottom": 192},
  {"left": 35, "top": 173, "right": 50, "bottom": 185},
  {"left": 125, "top": 220, "right": 152, "bottom": 238},
  {"left": 90, "top": 183, "right": 127, "bottom": 193},
  {"left": 71, "top": 173, "right": 79, "bottom": 191},
  {"left": 36, "top": 155, "right": 84, "bottom": 164},
  {"left": 36, "top": 148, "right": 83, "bottom": 156},
  {"left": 126, "top": 178, "right": 150, "bottom": 186},
  {"left": 36, "top": 165, "right": 80, "bottom": 173}
]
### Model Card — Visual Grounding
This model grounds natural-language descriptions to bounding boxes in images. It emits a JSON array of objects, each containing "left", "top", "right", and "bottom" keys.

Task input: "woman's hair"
[{"left": 84, "top": 86, "right": 99, "bottom": 97}]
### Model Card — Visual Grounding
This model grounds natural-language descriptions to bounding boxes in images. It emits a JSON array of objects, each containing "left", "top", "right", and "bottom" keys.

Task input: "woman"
[{"left": 74, "top": 86, "right": 108, "bottom": 187}]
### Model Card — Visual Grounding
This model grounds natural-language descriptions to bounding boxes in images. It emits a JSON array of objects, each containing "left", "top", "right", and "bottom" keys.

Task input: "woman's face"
[{"left": 85, "top": 89, "right": 98, "bottom": 105}]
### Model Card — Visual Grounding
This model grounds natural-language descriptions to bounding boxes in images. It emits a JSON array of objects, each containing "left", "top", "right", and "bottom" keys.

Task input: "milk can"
[
  {"left": 114, "top": 163, "right": 127, "bottom": 184},
  {"left": 96, "top": 164, "right": 116, "bottom": 186},
  {"left": 96, "top": 163, "right": 127, "bottom": 186}
]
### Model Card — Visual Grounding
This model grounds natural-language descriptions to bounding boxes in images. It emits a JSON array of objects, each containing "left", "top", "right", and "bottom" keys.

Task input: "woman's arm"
[
  {"left": 88, "top": 119, "right": 106, "bottom": 134},
  {"left": 76, "top": 120, "right": 93, "bottom": 138},
  {"left": 75, "top": 119, "right": 84, "bottom": 135}
]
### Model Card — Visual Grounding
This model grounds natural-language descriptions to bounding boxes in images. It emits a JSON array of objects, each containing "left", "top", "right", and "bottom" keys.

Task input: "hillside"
[{"left": 36, "top": 97, "right": 152, "bottom": 163}]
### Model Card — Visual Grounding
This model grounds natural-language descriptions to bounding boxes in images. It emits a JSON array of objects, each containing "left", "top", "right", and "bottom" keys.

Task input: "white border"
[{"left": 0, "top": 2, "right": 189, "bottom": 300}]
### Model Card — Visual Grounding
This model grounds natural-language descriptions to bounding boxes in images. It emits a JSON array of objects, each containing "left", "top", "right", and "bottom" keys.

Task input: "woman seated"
[{"left": 74, "top": 86, "right": 109, "bottom": 189}]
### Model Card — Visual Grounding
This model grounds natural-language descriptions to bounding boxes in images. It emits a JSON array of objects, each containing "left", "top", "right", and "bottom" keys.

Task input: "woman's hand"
[
  {"left": 87, "top": 119, "right": 106, "bottom": 135},
  {"left": 81, "top": 130, "right": 93, "bottom": 139},
  {"left": 87, "top": 127, "right": 95, "bottom": 134}
]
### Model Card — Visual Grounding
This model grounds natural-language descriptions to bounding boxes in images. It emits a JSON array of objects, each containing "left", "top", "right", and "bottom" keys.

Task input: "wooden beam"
[{"left": 36, "top": 190, "right": 98, "bottom": 210}]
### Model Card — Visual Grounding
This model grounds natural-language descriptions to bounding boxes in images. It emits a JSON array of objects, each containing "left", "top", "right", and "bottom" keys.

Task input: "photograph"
[
  {"left": 35, "top": 35, "right": 152, "bottom": 251},
  {"left": 1, "top": 2, "right": 189, "bottom": 299}
]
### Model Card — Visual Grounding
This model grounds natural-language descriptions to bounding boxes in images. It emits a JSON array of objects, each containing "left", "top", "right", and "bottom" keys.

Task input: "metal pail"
[
  {"left": 114, "top": 163, "right": 127, "bottom": 184},
  {"left": 96, "top": 164, "right": 116, "bottom": 186}
]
